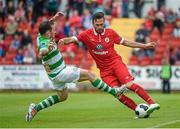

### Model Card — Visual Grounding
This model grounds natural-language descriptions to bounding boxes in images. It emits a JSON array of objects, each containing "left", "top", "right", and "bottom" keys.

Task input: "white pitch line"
[{"left": 147, "top": 119, "right": 180, "bottom": 128}]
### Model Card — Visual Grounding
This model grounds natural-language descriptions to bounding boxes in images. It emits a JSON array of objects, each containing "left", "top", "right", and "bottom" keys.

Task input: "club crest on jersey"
[
  {"left": 96, "top": 44, "right": 103, "bottom": 50},
  {"left": 105, "top": 37, "right": 109, "bottom": 43}
]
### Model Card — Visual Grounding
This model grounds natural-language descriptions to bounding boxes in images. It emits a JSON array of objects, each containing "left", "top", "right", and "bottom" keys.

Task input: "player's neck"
[{"left": 93, "top": 28, "right": 105, "bottom": 36}]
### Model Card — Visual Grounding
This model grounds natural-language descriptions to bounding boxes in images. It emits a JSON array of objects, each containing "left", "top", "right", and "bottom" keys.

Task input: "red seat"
[
  {"left": 129, "top": 56, "right": 139, "bottom": 65},
  {"left": 161, "top": 34, "right": 172, "bottom": 40},
  {"left": 139, "top": 56, "right": 151, "bottom": 66},
  {"left": 158, "top": 40, "right": 167, "bottom": 48},
  {"left": 152, "top": 59, "right": 161, "bottom": 65},
  {"left": 154, "top": 54, "right": 163, "bottom": 60},
  {"left": 155, "top": 47, "right": 164, "bottom": 54},
  {"left": 170, "top": 38, "right": 180, "bottom": 48},
  {"left": 5, "top": 57, "right": 14, "bottom": 65}
]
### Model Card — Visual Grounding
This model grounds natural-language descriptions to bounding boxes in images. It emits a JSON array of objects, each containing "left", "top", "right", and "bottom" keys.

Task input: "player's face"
[
  {"left": 93, "top": 18, "right": 105, "bottom": 34},
  {"left": 46, "top": 27, "right": 55, "bottom": 39}
]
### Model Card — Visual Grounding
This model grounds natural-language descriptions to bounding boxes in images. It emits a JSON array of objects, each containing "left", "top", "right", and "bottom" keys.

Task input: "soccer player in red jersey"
[{"left": 59, "top": 12, "right": 160, "bottom": 117}]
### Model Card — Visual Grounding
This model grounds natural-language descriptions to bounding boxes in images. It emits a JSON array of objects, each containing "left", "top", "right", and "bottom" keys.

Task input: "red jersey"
[{"left": 77, "top": 28, "right": 124, "bottom": 71}]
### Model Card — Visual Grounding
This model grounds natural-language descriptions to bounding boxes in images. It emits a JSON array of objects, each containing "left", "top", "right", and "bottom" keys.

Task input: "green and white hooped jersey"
[{"left": 37, "top": 34, "right": 66, "bottom": 79}]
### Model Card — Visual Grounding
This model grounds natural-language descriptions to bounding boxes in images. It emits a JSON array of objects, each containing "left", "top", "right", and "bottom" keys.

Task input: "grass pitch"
[{"left": 0, "top": 91, "right": 180, "bottom": 128}]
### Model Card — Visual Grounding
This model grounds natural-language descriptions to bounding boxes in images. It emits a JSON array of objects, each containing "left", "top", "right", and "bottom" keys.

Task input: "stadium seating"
[
  {"left": 139, "top": 56, "right": 151, "bottom": 66},
  {"left": 129, "top": 55, "right": 139, "bottom": 65}
]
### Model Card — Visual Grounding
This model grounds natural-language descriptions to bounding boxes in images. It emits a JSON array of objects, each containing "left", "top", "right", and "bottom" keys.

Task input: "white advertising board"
[
  {"left": 128, "top": 66, "right": 180, "bottom": 90},
  {"left": 0, "top": 65, "right": 52, "bottom": 89},
  {"left": 0, "top": 65, "right": 180, "bottom": 90}
]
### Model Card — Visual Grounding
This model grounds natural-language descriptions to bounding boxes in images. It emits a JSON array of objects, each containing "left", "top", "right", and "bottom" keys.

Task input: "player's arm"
[
  {"left": 122, "top": 39, "right": 157, "bottom": 49},
  {"left": 58, "top": 36, "right": 78, "bottom": 45},
  {"left": 49, "top": 12, "right": 64, "bottom": 24},
  {"left": 38, "top": 41, "right": 54, "bottom": 59}
]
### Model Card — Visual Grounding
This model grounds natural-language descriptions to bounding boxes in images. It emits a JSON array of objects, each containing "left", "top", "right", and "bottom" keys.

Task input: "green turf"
[{"left": 0, "top": 91, "right": 180, "bottom": 128}]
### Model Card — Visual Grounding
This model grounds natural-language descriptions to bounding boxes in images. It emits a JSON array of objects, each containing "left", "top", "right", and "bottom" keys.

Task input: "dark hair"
[
  {"left": 92, "top": 12, "right": 105, "bottom": 23},
  {"left": 39, "top": 21, "right": 52, "bottom": 35}
]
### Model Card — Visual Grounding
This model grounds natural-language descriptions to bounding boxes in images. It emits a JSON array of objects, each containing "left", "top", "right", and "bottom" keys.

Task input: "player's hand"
[
  {"left": 48, "top": 42, "right": 55, "bottom": 51},
  {"left": 144, "top": 41, "right": 158, "bottom": 49},
  {"left": 54, "top": 12, "right": 64, "bottom": 20},
  {"left": 49, "top": 12, "right": 64, "bottom": 22},
  {"left": 54, "top": 12, "right": 64, "bottom": 18},
  {"left": 38, "top": 49, "right": 49, "bottom": 59},
  {"left": 58, "top": 39, "right": 65, "bottom": 45}
]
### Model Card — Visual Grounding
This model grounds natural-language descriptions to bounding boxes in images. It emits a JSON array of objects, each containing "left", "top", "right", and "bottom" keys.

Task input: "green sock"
[
  {"left": 35, "top": 95, "right": 60, "bottom": 112},
  {"left": 91, "top": 78, "right": 117, "bottom": 96}
]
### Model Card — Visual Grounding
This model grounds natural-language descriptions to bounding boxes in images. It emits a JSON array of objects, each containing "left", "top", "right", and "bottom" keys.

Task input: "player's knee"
[
  {"left": 125, "top": 81, "right": 134, "bottom": 88},
  {"left": 60, "top": 93, "right": 68, "bottom": 102},
  {"left": 86, "top": 71, "right": 96, "bottom": 81}
]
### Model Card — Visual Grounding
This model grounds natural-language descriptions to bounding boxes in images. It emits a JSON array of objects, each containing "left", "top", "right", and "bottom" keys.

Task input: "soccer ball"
[{"left": 135, "top": 103, "right": 149, "bottom": 118}]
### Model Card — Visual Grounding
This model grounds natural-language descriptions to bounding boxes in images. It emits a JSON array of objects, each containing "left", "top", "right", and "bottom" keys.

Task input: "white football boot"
[
  {"left": 147, "top": 103, "right": 160, "bottom": 115},
  {"left": 26, "top": 103, "right": 37, "bottom": 122}
]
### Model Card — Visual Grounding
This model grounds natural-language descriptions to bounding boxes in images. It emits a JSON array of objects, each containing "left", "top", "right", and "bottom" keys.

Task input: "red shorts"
[{"left": 100, "top": 62, "right": 134, "bottom": 88}]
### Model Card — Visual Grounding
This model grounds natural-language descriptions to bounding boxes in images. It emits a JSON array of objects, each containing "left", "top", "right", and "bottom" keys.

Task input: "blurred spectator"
[
  {"left": 112, "top": 0, "right": 121, "bottom": 18},
  {"left": 14, "top": 48, "right": 24, "bottom": 64},
  {"left": 104, "top": 0, "right": 112, "bottom": 16},
  {"left": 134, "top": 0, "right": 144, "bottom": 18},
  {"left": 133, "top": 23, "right": 153, "bottom": 59},
  {"left": 160, "top": 57, "right": 172, "bottom": 94},
  {"left": 157, "top": 0, "right": 165, "bottom": 10},
  {"left": 122, "top": 0, "right": 129, "bottom": 18},
  {"left": 15, "top": 1, "right": 25, "bottom": 21},
  {"left": 21, "top": 30, "right": 32, "bottom": 47},
  {"left": 176, "top": 47, "right": 180, "bottom": 65},
  {"left": 9, "top": 33, "right": 22, "bottom": 50},
  {"left": 26, "top": 5, "right": 33, "bottom": 23},
  {"left": 6, "top": 0, "right": 15, "bottom": 16},
  {"left": 173, "top": 19, "right": 180, "bottom": 38},
  {"left": 166, "top": 9, "right": 176, "bottom": 24},
  {"left": 135, "top": 24, "right": 149, "bottom": 43},
  {"left": 0, "top": 0, "right": 5, "bottom": 20},
  {"left": 81, "top": 9, "right": 92, "bottom": 29},
  {"left": 69, "top": 10, "right": 81, "bottom": 27},
  {"left": 152, "top": 11, "right": 164, "bottom": 35},
  {"left": 169, "top": 48, "right": 177, "bottom": 65},
  {"left": 0, "top": 39, "right": 6, "bottom": 57},
  {"left": 18, "top": 18, "right": 32, "bottom": 33},
  {"left": 32, "top": 0, "right": 46, "bottom": 23},
  {"left": 0, "top": 25, "right": 4, "bottom": 41},
  {"left": 23, "top": 44, "right": 36, "bottom": 64},
  {"left": 74, "top": 0, "right": 84, "bottom": 16},
  {"left": 5, "top": 16, "right": 18, "bottom": 35},
  {"left": 45, "top": 0, "right": 59, "bottom": 16}
]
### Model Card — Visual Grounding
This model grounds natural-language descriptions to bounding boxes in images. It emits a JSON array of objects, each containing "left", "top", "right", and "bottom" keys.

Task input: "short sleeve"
[
  {"left": 77, "top": 31, "right": 86, "bottom": 43},
  {"left": 112, "top": 30, "right": 124, "bottom": 44},
  {"left": 37, "top": 38, "right": 50, "bottom": 52}
]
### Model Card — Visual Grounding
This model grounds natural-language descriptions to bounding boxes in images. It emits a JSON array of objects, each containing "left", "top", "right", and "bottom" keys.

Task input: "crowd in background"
[
  {"left": 0, "top": 0, "right": 180, "bottom": 66},
  {"left": 131, "top": 5, "right": 180, "bottom": 65}
]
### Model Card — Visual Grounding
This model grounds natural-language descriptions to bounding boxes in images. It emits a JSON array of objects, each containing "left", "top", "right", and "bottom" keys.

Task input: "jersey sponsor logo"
[
  {"left": 105, "top": 37, "right": 110, "bottom": 43},
  {"left": 40, "top": 43, "right": 46, "bottom": 48},
  {"left": 92, "top": 50, "right": 108, "bottom": 55},
  {"left": 96, "top": 44, "right": 103, "bottom": 50}
]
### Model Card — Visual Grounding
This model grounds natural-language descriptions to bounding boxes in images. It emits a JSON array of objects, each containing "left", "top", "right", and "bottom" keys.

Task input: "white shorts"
[{"left": 51, "top": 66, "right": 80, "bottom": 91}]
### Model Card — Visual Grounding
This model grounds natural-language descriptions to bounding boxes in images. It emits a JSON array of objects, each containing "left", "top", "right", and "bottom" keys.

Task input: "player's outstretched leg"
[
  {"left": 26, "top": 89, "right": 68, "bottom": 122},
  {"left": 128, "top": 83, "right": 160, "bottom": 115},
  {"left": 118, "top": 94, "right": 137, "bottom": 111},
  {"left": 79, "top": 69, "right": 126, "bottom": 97},
  {"left": 91, "top": 78, "right": 126, "bottom": 97}
]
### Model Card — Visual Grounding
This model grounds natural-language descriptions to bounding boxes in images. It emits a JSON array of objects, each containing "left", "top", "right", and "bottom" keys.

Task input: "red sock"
[
  {"left": 129, "top": 83, "right": 155, "bottom": 105},
  {"left": 118, "top": 94, "right": 137, "bottom": 111}
]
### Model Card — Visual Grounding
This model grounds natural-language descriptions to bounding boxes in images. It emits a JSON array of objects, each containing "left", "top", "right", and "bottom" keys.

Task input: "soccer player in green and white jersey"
[{"left": 26, "top": 12, "right": 125, "bottom": 122}]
